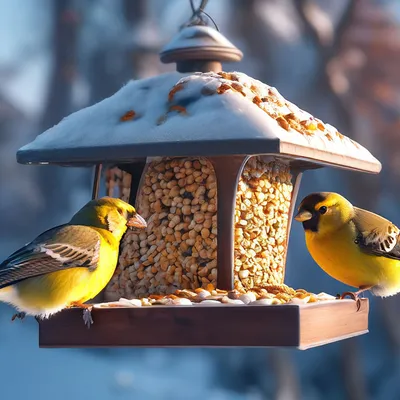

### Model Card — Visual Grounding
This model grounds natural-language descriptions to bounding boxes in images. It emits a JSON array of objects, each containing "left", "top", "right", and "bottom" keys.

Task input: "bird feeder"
[{"left": 16, "top": 7, "right": 378, "bottom": 349}]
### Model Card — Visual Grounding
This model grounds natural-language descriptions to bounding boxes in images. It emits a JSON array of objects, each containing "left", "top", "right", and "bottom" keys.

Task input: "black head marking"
[
  {"left": 299, "top": 193, "right": 327, "bottom": 211},
  {"left": 302, "top": 215, "right": 319, "bottom": 232},
  {"left": 298, "top": 193, "right": 328, "bottom": 232}
]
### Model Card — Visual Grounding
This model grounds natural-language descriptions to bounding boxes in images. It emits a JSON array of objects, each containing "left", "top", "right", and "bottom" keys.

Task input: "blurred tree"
[
  {"left": 295, "top": 0, "right": 357, "bottom": 131},
  {"left": 86, "top": 1, "right": 132, "bottom": 104},
  {"left": 37, "top": 0, "right": 80, "bottom": 222},
  {"left": 338, "top": 0, "right": 400, "bottom": 198},
  {"left": 40, "top": 0, "right": 78, "bottom": 130},
  {"left": 124, "top": 0, "right": 147, "bottom": 79},
  {"left": 232, "top": 0, "right": 274, "bottom": 82}
]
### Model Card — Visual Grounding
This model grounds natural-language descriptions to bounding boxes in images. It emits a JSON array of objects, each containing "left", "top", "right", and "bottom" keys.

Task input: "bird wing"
[
  {"left": 353, "top": 207, "right": 400, "bottom": 260},
  {"left": 0, "top": 224, "right": 101, "bottom": 289}
]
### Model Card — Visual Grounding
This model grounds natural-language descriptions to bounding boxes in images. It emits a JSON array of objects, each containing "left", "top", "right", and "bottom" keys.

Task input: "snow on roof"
[
  {"left": 160, "top": 25, "right": 243, "bottom": 63},
  {"left": 17, "top": 70, "right": 381, "bottom": 173}
]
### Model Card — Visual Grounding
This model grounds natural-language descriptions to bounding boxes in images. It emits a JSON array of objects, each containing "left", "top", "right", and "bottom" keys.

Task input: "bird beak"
[
  {"left": 126, "top": 213, "right": 147, "bottom": 229},
  {"left": 294, "top": 210, "right": 313, "bottom": 222}
]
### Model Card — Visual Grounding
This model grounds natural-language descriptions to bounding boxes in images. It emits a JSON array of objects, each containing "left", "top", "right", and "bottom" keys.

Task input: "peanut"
[{"left": 105, "top": 156, "right": 292, "bottom": 300}]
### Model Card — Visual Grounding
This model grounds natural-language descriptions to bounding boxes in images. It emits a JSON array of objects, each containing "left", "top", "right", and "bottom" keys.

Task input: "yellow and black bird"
[
  {"left": 0, "top": 197, "right": 146, "bottom": 327},
  {"left": 295, "top": 192, "right": 400, "bottom": 305}
]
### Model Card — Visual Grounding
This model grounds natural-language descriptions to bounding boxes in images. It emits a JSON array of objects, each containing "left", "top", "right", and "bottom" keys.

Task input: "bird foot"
[
  {"left": 336, "top": 291, "right": 361, "bottom": 311},
  {"left": 82, "top": 308, "right": 94, "bottom": 328},
  {"left": 11, "top": 312, "right": 26, "bottom": 322},
  {"left": 68, "top": 302, "right": 94, "bottom": 328}
]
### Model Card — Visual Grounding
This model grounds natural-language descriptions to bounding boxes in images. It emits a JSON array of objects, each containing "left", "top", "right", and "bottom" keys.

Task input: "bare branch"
[
  {"left": 231, "top": 0, "right": 274, "bottom": 82},
  {"left": 294, "top": 0, "right": 358, "bottom": 131},
  {"left": 295, "top": 0, "right": 357, "bottom": 50},
  {"left": 295, "top": 0, "right": 334, "bottom": 47},
  {"left": 334, "top": 0, "right": 359, "bottom": 48}
]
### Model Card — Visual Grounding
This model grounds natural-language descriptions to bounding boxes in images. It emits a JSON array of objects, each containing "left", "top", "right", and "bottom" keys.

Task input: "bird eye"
[{"left": 319, "top": 206, "right": 327, "bottom": 214}]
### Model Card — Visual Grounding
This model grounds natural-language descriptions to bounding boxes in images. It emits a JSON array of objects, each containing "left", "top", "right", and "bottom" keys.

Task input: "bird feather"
[
  {"left": 0, "top": 224, "right": 100, "bottom": 289},
  {"left": 353, "top": 207, "right": 400, "bottom": 260}
]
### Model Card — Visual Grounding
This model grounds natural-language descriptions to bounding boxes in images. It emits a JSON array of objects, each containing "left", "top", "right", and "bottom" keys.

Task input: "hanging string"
[{"left": 183, "top": 0, "right": 220, "bottom": 31}]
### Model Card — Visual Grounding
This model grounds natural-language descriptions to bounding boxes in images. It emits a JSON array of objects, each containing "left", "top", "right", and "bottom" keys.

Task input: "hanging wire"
[
  {"left": 189, "top": 0, "right": 206, "bottom": 14},
  {"left": 183, "top": 0, "right": 220, "bottom": 31}
]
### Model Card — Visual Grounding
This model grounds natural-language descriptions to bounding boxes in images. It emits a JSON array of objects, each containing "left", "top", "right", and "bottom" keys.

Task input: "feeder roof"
[
  {"left": 17, "top": 71, "right": 381, "bottom": 173},
  {"left": 159, "top": 25, "right": 243, "bottom": 64}
]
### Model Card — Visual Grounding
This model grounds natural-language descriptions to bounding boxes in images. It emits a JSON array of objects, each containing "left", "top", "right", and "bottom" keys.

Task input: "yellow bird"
[
  {"left": 0, "top": 197, "right": 146, "bottom": 327},
  {"left": 294, "top": 192, "right": 400, "bottom": 305}
]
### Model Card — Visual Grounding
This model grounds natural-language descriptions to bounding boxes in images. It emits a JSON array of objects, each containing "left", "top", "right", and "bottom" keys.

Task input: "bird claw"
[
  {"left": 339, "top": 291, "right": 357, "bottom": 301},
  {"left": 82, "top": 307, "right": 94, "bottom": 329},
  {"left": 11, "top": 312, "right": 26, "bottom": 322},
  {"left": 69, "top": 302, "right": 94, "bottom": 328},
  {"left": 337, "top": 291, "right": 361, "bottom": 311}
]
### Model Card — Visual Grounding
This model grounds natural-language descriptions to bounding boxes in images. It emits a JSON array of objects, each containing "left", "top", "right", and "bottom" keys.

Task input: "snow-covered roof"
[
  {"left": 160, "top": 25, "right": 243, "bottom": 63},
  {"left": 17, "top": 71, "right": 381, "bottom": 173}
]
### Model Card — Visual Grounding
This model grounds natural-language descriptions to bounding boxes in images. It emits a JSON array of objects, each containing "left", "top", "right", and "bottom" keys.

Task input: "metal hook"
[
  {"left": 185, "top": 0, "right": 219, "bottom": 31},
  {"left": 190, "top": 0, "right": 209, "bottom": 16}
]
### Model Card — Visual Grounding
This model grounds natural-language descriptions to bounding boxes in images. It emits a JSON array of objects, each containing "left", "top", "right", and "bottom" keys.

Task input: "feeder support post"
[
  {"left": 92, "top": 164, "right": 103, "bottom": 200},
  {"left": 209, "top": 156, "right": 250, "bottom": 291}
]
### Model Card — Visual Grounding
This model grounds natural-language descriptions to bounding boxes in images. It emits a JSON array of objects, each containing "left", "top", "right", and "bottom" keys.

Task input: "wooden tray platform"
[{"left": 38, "top": 298, "right": 369, "bottom": 350}]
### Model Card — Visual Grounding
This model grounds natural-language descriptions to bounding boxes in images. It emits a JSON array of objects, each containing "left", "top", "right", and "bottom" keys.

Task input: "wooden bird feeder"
[{"left": 16, "top": 5, "right": 378, "bottom": 349}]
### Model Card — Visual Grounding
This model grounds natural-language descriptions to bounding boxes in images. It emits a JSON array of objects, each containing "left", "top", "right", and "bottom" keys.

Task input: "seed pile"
[
  {"left": 99, "top": 284, "right": 336, "bottom": 308},
  {"left": 105, "top": 156, "right": 293, "bottom": 301},
  {"left": 234, "top": 157, "right": 292, "bottom": 291},
  {"left": 106, "top": 158, "right": 218, "bottom": 300},
  {"left": 105, "top": 167, "right": 131, "bottom": 202}
]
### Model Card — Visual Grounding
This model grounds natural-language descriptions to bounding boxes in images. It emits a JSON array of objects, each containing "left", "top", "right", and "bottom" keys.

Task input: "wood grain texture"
[
  {"left": 299, "top": 299, "right": 369, "bottom": 350},
  {"left": 38, "top": 299, "right": 368, "bottom": 349}
]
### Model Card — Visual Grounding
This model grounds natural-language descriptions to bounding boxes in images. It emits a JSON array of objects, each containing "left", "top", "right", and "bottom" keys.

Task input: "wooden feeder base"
[{"left": 37, "top": 299, "right": 368, "bottom": 350}]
